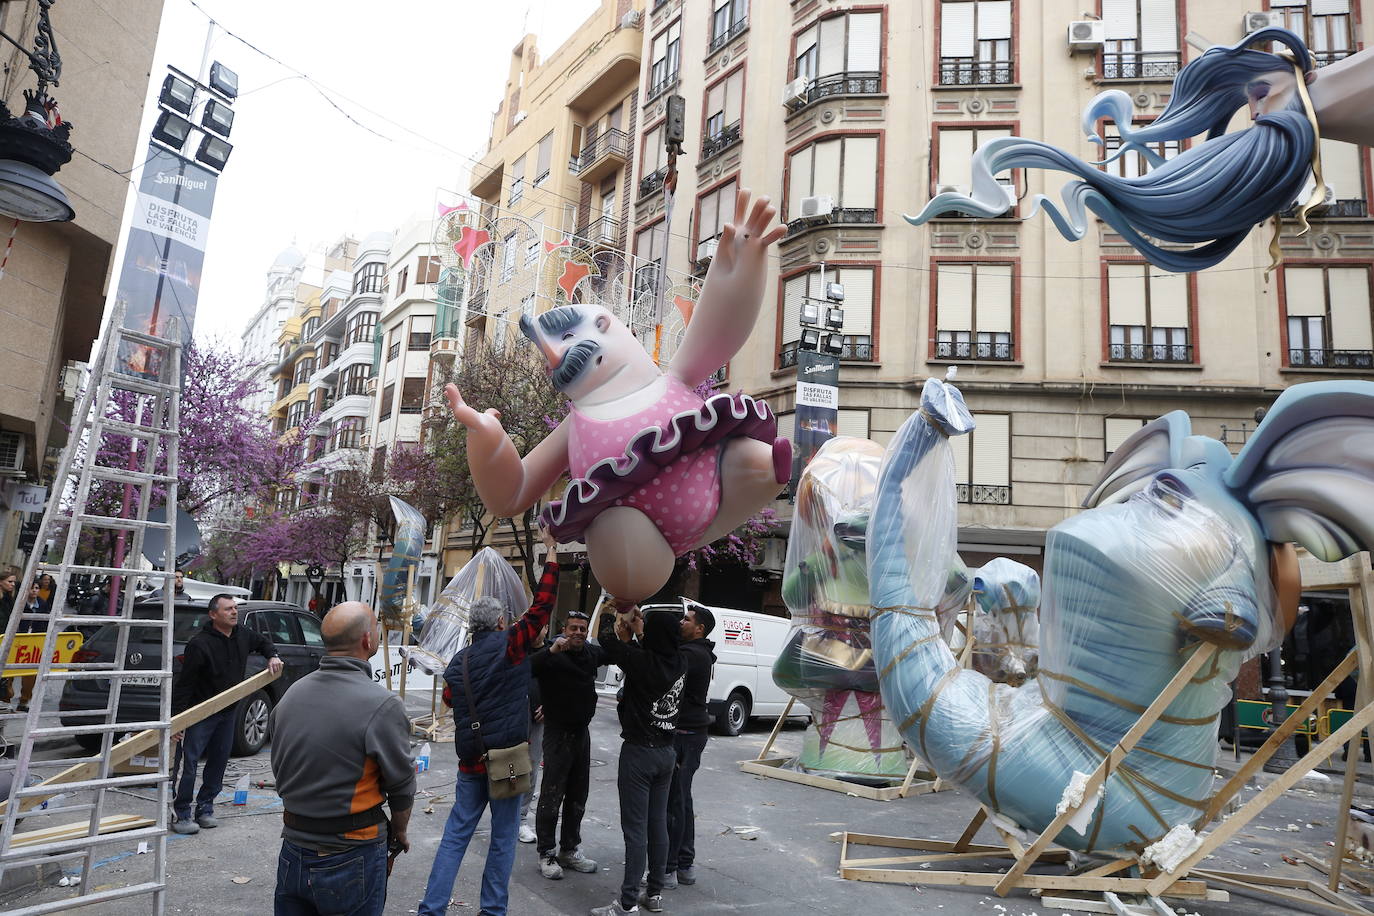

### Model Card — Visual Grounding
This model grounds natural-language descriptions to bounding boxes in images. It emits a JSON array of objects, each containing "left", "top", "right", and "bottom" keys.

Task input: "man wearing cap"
[{"left": 528, "top": 609, "right": 607, "bottom": 880}]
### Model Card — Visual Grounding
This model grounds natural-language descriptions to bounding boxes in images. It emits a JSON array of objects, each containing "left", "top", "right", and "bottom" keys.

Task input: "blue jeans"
[
  {"left": 274, "top": 839, "right": 387, "bottom": 916},
  {"left": 173, "top": 707, "right": 235, "bottom": 820},
  {"left": 418, "top": 771, "right": 521, "bottom": 916}
]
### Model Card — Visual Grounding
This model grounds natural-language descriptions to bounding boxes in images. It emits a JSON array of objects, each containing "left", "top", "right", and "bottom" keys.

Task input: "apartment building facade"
[
  {"left": 627, "top": 0, "right": 1372, "bottom": 575},
  {"left": 0, "top": 0, "right": 165, "bottom": 566}
]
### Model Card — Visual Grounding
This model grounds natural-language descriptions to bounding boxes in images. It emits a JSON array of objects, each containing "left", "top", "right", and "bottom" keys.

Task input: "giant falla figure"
[{"left": 445, "top": 191, "right": 791, "bottom": 602}]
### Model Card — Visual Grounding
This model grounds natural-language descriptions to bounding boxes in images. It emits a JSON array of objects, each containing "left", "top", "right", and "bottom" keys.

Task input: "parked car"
[
  {"left": 593, "top": 599, "right": 803, "bottom": 736},
  {"left": 59, "top": 599, "right": 324, "bottom": 755}
]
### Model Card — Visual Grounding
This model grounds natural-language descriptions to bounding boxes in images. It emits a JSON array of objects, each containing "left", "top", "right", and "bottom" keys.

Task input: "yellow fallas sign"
[{"left": 6, "top": 632, "right": 84, "bottom": 677}]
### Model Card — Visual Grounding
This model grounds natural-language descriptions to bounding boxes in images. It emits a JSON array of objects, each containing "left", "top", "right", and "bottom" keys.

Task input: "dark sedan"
[{"left": 59, "top": 599, "right": 324, "bottom": 755}]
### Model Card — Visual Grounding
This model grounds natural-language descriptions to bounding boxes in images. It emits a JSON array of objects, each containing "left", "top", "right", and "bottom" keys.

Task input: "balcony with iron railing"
[
  {"left": 1101, "top": 51, "right": 1179, "bottom": 81},
  {"left": 1284, "top": 197, "right": 1368, "bottom": 220},
  {"left": 789, "top": 71, "right": 882, "bottom": 112},
  {"left": 784, "top": 207, "right": 878, "bottom": 239},
  {"left": 708, "top": 16, "right": 747, "bottom": 54},
  {"left": 1289, "top": 348, "right": 1374, "bottom": 370},
  {"left": 508, "top": 177, "right": 524, "bottom": 206},
  {"left": 957, "top": 483, "right": 1011, "bottom": 505},
  {"left": 647, "top": 71, "right": 680, "bottom": 103},
  {"left": 575, "top": 128, "right": 631, "bottom": 184},
  {"left": 938, "top": 57, "right": 1014, "bottom": 86},
  {"left": 578, "top": 215, "right": 622, "bottom": 250},
  {"left": 701, "top": 122, "right": 741, "bottom": 161},
  {"left": 933, "top": 339, "right": 1015, "bottom": 361},
  {"left": 639, "top": 166, "right": 668, "bottom": 199},
  {"left": 778, "top": 336, "right": 874, "bottom": 368},
  {"left": 1107, "top": 341, "right": 1195, "bottom": 363}
]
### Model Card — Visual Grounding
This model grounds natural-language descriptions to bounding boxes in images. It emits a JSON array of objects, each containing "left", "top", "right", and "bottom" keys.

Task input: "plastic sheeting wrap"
[
  {"left": 406, "top": 547, "right": 530, "bottom": 676},
  {"left": 771, "top": 437, "right": 970, "bottom": 781},
  {"left": 970, "top": 558, "right": 1041, "bottom": 686},
  {"left": 868, "top": 378, "right": 1282, "bottom": 854}
]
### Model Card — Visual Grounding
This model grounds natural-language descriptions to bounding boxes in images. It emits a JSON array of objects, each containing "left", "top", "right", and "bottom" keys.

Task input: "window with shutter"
[
  {"left": 935, "top": 127, "right": 1015, "bottom": 213},
  {"left": 634, "top": 222, "right": 665, "bottom": 298},
  {"left": 1104, "top": 417, "right": 1147, "bottom": 458},
  {"left": 794, "top": 11, "right": 884, "bottom": 95},
  {"left": 650, "top": 21, "right": 682, "bottom": 97},
  {"left": 934, "top": 262, "right": 1014, "bottom": 360},
  {"left": 952, "top": 413, "right": 1011, "bottom": 503},
  {"left": 509, "top": 155, "right": 526, "bottom": 205},
  {"left": 1273, "top": 0, "right": 1353, "bottom": 66},
  {"left": 785, "top": 135, "right": 879, "bottom": 221},
  {"left": 642, "top": 123, "right": 666, "bottom": 177},
  {"left": 710, "top": 0, "right": 748, "bottom": 52},
  {"left": 837, "top": 409, "right": 870, "bottom": 440},
  {"left": 696, "top": 180, "right": 737, "bottom": 260},
  {"left": 939, "top": 1, "right": 1013, "bottom": 85},
  {"left": 1287, "top": 265, "right": 1374, "bottom": 368},
  {"left": 1101, "top": 0, "right": 1179, "bottom": 80},
  {"left": 1106, "top": 262, "right": 1193, "bottom": 363},
  {"left": 779, "top": 267, "right": 876, "bottom": 364},
  {"left": 534, "top": 132, "right": 553, "bottom": 186},
  {"left": 777, "top": 411, "right": 796, "bottom": 443},
  {"left": 1304, "top": 139, "right": 1367, "bottom": 217}
]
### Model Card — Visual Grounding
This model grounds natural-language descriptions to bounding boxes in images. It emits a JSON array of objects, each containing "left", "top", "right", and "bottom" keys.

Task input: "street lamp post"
[{"left": 1263, "top": 644, "right": 1302, "bottom": 773}]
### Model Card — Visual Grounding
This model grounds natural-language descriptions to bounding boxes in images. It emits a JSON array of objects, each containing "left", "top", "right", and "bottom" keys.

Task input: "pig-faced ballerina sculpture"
[{"left": 444, "top": 190, "right": 791, "bottom": 603}]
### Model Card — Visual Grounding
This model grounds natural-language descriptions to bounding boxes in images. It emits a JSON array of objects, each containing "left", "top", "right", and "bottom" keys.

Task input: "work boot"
[
  {"left": 638, "top": 893, "right": 664, "bottom": 913},
  {"left": 196, "top": 814, "right": 219, "bottom": 829},
  {"left": 540, "top": 855, "right": 563, "bottom": 880},
  {"left": 676, "top": 865, "right": 696, "bottom": 885},
  {"left": 589, "top": 901, "right": 638, "bottom": 915},
  {"left": 558, "top": 848, "right": 599, "bottom": 873},
  {"left": 170, "top": 818, "right": 200, "bottom": 835},
  {"left": 660, "top": 870, "right": 677, "bottom": 890}
]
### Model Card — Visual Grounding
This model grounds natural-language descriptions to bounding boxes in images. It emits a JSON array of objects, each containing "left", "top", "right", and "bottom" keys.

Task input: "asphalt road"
[{"left": 2, "top": 694, "right": 1365, "bottom": 915}]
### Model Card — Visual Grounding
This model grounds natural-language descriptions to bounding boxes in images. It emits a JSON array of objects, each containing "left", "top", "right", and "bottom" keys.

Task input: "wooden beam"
[
  {"left": 738, "top": 757, "right": 935, "bottom": 801},
  {"left": 2, "top": 667, "right": 280, "bottom": 815},
  {"left": 1194, "top": 869, "right": 1372, "bottom": 916},
  {"left": 842, "top": 866, "right": 1209, "bottom": 897},
  {"left": 953, "top": 807, "right": 987, "bottom": 852},
  {"left": 1144, "top": 697, "right": 1374, "bottom": 896},
  {"left": 1296, "top": 852, "right": 1374, "bottom": 896},
  {"left": 1332, "top": 555, "right": 1374, "bottom": 892},
  {"left": 993, "top": 642, "right": 1218, "bottom": 896},
  {"left": 755, "top": 696, "right": 795, "bottom": 761},
  {"left": 1201, "top": 649, "right": 1357, "bottom": 824},
  {"left": 11, "top": 814, "right": 154, "bottom": 849}
]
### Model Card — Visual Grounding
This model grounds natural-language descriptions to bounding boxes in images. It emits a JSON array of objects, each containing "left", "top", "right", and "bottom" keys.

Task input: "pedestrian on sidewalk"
[
  {"left": 270, "top": 601, "right": 414, "bottom": 916},
  {"left": 591, "top": 605, "right": 686, "bottom": 916},
  {"left": 169, "top": 593, "right": 282, "bottom": 835},
  {"left": 0, "top": 569, "right": 16, "bottom": 706},
  {"left": 417, "top": 528, "right": 560, "bottom": 916},
  {"left": 14, "top": 580, "right": 46, "bottom": 711},
  {"left": 529, "top": 609, "right": 606, "bottom": 880},
  {"left": 663, "top": 605, "right": 716, "bottom": 890}
]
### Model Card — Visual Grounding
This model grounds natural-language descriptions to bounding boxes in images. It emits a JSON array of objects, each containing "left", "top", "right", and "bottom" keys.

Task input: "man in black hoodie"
[
  {"left": 170, "top": 594, "right": 282, "bottom": 835},
  {"left": 591, "top": 606, "right": 686, "bottom": 916},
  {"left": 663, "top": 605, "right": 716, "bottom": 889}
]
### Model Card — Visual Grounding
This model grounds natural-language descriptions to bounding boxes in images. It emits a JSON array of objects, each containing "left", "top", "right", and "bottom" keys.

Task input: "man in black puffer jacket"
[
  {"left": 664, "top": 605, "right": 716, "bottom": 889},
  {"left": 591, "top": 606, "right": 686, "bottom": 916}
]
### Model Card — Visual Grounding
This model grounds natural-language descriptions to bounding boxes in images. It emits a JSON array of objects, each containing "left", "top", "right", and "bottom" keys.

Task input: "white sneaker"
[
  {"left": 589, "top": 901, "right": 638, "bottom": 915},
  {"left": 518, "top": 823, "right": 537, "bottom": 844},
  {"left": 540, "top": 855, "right": 563, "bottom": 880}
]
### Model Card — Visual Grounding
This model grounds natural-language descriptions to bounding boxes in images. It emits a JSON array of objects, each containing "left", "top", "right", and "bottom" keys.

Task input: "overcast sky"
[{"left": 129, "top": 0, "right": 600, "bottom": 348}]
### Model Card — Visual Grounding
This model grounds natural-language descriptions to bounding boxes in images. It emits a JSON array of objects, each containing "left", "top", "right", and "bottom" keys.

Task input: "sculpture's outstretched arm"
[
  {"left": 445, "top": 383, "right": 570, "bottom": 517},
  {"left": 668, "top": 188, "right": 785, "bottom": 388}
]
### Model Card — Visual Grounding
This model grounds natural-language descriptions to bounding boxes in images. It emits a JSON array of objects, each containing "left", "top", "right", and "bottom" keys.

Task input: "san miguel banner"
[
  {"left": 790, "top": 349, "right": 840, "bottom": 495},
  {"left": 115, "top": 144, "right": 220, "bottom": 375}
]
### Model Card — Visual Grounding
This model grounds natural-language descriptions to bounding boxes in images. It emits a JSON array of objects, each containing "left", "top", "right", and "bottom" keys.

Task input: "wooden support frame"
[
  {"left": 739, "top": 696, "right": 943, "bottom": 800},
  {"left": 11, "top": 815, "right": 155, "bottom": 850},
  {"left": 1, "top": 668, "right": 280, "bottom": 815}
]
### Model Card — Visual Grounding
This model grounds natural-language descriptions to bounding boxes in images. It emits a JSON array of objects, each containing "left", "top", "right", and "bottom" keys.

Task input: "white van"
[{"left": 592, "top": 598, "right": 803, "bottom": 736}]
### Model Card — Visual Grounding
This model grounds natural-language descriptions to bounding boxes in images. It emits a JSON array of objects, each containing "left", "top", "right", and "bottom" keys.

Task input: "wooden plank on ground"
[{"left": 11, "top": 814, "right": 154, "bottom": 849}]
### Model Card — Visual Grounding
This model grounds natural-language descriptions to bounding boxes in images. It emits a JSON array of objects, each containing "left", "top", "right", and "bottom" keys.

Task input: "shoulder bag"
[{"left": 461, "top": 651, "right": 532, "bottom": 800}]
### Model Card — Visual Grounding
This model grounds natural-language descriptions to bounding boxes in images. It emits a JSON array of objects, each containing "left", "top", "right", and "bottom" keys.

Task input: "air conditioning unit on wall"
[
  {"left": 781, "top": 77, "right": 809, "bottom": 109},
  {"left": 1243, "top": 11, "right": 1283, "bottom": 33},
  {"left": 800, "top": 195, "right": 834, "bottom": 218},
  {"left": 696, "top": 237, "right": 719, "bottom": 263},
  {"left": 1067, "top": 20, "right": 1106, "bottom": 51}
]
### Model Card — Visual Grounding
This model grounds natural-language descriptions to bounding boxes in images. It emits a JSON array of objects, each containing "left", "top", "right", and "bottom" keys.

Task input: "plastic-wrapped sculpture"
[
  {"left": 772, "top": 437, "right": 970, "bottom": 780},
  {"left": 379, "top": 496, "right": 427, "bottom": 625},
  {"left": 908, "top": 28, "right": 1374, "bottom": 272},
  {"left": 445, "top": 190, "right": 790, "bottom": 602},
  {"left": 868, "top": 377, "right": 1374, "bottom": 853},
  {"left": 968, "top": 559, "right": 1040, "bottom": 687},
  {"left": 407, "top": 547, "right": 530, "bottom": 675}
]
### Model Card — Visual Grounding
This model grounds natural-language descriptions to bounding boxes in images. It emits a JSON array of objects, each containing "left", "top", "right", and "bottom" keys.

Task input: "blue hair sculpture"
[
  {"left": 869, "top": 377, "right": 1374, "bottom": 854},
  {"left": 907, "top": 28, "right": 1322, "bottom": 272}
]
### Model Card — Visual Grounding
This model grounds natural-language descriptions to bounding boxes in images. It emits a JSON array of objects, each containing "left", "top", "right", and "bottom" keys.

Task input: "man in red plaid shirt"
[{"left": 419, "top": 528, "right": 559, "bottom": 916}]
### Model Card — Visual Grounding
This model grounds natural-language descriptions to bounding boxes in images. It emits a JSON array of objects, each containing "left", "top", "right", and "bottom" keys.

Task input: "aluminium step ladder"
[{"left": 0, "top": 300, "right": 181, "bottom": 914}]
